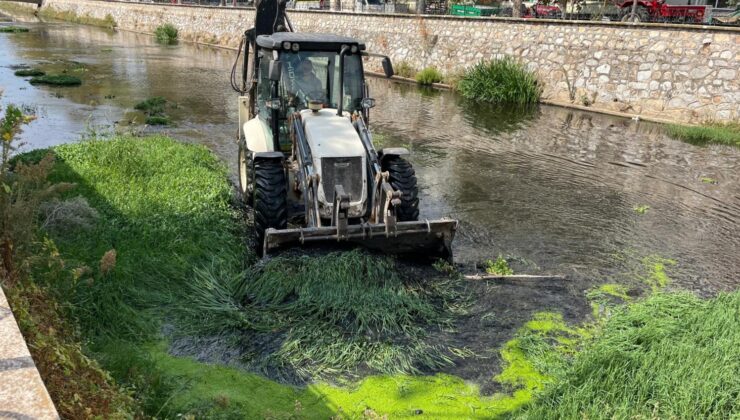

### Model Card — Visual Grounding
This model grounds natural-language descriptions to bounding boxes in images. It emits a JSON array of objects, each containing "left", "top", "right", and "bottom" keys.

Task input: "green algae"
[
  {"left": 586, "top": 283, "right": 632, "bottom": 318},
  {"left": 639, "top": 255, "right": 676, "bottom": 291},
  {"left": 146, "top": 345, "right": 521, "bottom": 418}
]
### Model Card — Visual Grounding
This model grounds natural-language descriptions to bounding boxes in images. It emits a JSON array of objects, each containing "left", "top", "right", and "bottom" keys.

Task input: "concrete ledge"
[{"left": 0, "top": 286, "right": 59, "bottom": 420}]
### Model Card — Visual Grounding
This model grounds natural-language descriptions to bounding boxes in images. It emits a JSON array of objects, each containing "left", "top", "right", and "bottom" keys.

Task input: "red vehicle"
[
  {"left": 618, "top": 0, "right": 708, "bottom": 23},
  {"left": 530, "top": 2, "right": 562, "bottom": 17}
]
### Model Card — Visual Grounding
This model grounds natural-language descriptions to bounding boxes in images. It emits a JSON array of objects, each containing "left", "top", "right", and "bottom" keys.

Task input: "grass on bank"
[
  {"left": 666, "top": 121, "right": 740, "bottom": 148},
  {"left": 0, "top": 25, "right": 30, "bottom": 33},
  {"left": 415, "top": 66, "right": 443, "bottom": 86},
  {"left": 29, "top": 74, "right": 82, "bottom": 86},
  {"left": 518, "top": 291, "right": 740, "bottom": 419},
  {"left": 457, "top": 57, "right": 541, "bottom": 105},
  {"left": 154, "top": 23, "right": 178, "bottom": 44},
  {"left": 1, "top": 104, "right": 136, "bottom": 418}
]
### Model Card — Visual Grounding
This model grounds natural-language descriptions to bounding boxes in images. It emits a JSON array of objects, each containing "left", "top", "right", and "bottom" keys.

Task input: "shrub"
[
  {"left": 29, "top": 75, "right": 82, "bottom": 86},
  {"left": 394, "top": 61, "right": 416, "bottom": 79},
  {"left": 666, "top": 121, "right": 740, "bottom": 148},
  {"left": 0, "top": 26, "right": 29, "bottom": 33},
  {"left": 415, "top": 66, "right": 443, "bottom": 85},
  {"left": 154, "top": 23, "right": 178, "bottom": 44},
  {"left": 485, "top": 255, "right": 513, "bottom": 276},
  {"left": 14, "top": 68, "right": 45, "bottom": 77},
  {"left": 457, "top": 57, "right": 541, "bottom": 105}
]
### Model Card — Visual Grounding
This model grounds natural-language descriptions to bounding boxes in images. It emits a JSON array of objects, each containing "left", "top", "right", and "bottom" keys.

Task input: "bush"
[
  {"left": 457, "top": 57, "right": 541, "bottom": 105},
  {"left": 154, "top": 23, "right": 178, "bottom": 44},
  {"left": 415, "top": 66, "right": 443, "bottom": 85},
  {"left": 29, "top": 75, "right": 82, "bottom": 86},
  {"left": 666, "top": 121, "right": 740, "bottom": 148},
  {"left": 14, "top": 68, "right": 45, "bottom": 77}
]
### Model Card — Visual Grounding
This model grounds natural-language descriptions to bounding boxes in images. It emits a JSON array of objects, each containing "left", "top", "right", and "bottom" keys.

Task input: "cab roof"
[{"left": 256, "top": 32, "right": 366, "bottom": 52}]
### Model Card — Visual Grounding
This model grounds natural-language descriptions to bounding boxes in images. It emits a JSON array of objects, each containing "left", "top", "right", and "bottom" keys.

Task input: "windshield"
[{"left": 278, "top": 51, "right": 364, "bottom": 113}]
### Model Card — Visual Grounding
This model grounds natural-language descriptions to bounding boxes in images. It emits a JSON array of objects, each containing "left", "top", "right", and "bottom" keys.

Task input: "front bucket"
[{"left": 264, "top": 219, "right": 458, "bottom": 261}]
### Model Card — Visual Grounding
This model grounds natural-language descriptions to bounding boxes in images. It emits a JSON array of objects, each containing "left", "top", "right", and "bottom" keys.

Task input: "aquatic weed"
[
  {"left": 457, "top": 57, "right": 541, "bottom": 105},
  {"left": 415, "top": 67, "right": 443, "bottom": 85},
  {"left": 154, "top": 23, "right": 178, "bottom": 44},
  {"left": 485, "top": 255, "right": 514, "bottom": 276},
  {"left": 29, "top": 75, "right": 82, "bottom": 86}
]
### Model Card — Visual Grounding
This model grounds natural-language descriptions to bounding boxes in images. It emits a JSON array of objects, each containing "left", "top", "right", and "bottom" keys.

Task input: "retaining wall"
[
  {"left": 0, "top": 286, "right": 59, "bottom": 419},
  {"left": 2, "top": 0, "right": 739, "bottom": 122}
]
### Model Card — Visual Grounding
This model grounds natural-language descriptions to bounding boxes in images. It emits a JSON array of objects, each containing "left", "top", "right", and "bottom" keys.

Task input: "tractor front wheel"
[
  {"left": 383, "top": 156, "right": 420, "bottom": 222},
  {"left": 252, "top": 158, "right": 288, "bottom": 255}
]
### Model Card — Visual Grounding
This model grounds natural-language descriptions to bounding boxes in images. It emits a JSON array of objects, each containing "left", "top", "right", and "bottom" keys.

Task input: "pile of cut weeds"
[{"left": 175, "top": 250, "right": 470, "bottom": 382}]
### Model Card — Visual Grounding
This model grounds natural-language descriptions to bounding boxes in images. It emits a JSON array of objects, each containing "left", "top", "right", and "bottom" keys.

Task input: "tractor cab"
[
  {"left": 248, "top": 32, "right": 384, "bottom": 152},
  {"left": 234, "top": 7, "right": 457, "bottom": 259}
]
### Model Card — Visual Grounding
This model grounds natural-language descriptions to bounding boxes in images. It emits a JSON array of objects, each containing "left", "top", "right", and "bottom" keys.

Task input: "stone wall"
[{"left": 3, "top": 0, "right": 739, "bottom": 122}]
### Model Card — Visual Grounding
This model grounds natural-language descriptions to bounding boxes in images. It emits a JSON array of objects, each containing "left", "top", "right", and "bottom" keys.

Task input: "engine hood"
[{"left": 300, "top": 109, "right": 365, "bottom": 158}]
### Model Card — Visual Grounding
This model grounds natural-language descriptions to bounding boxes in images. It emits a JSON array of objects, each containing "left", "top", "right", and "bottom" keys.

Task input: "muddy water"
[{"left": 1, "top": 20, "right": 738, "bottom": 294}]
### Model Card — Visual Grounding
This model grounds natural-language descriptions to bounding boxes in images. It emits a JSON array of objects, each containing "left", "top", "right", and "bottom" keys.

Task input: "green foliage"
[
  {"left": 145, "top": 115, "right": 171, "bottom": 126},
  {"left": 154, "top": 23, "right": 178, "bottom": 44},
  {"left": 485, "top": 255, "right": 513, "bottom": 275},
  {"left": 0, "top": 26, "right": 29, "bottom": 33},
  {"left": 43, "top": 136, "right": 240, "bottom": 341},
  {"left": 394, "top": 61, "right": 416, "bottom": 79},
  {"left": 135, "top": 97, "right": 172, "bottom": 126},
  {"left": 180, "top": 250, "right": 466, "bottom": 379},
  {"left": 666, "top": 121, "right": 740, "bottom": 148},
  {"left": 2, "top": 102, "right": 135, "bottom": 418},
  {"left": 518, "top": 292, "right": 740, "bottom": 419},
  {"left": 633, "top": 204, "right": 650, "bottom": 214},
  {"left": 29, "top": 75, "right": 82, "bottom": 86},
  {"left": 134, "top": 97, "right": 167, "bottom": 114},
  {"left": 14, "top": 68, "right": 45, "bottom": 77},
  {"left": 415, "top": 66, "right": 443, "bottom": 85},
  {"left": 457, "top": 57, "right": 542, "bottom": 105}
]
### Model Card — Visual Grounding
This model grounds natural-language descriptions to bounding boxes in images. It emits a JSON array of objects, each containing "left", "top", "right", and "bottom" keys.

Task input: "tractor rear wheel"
[
  {"left": 383, "top": 156, "right": 420, "bottom": 222},
  {"left": 238, "top": 139, "right": 253, "bottom": 206},
  {"left": 252, "top": 158, "right": 288, "bottom": 255}
]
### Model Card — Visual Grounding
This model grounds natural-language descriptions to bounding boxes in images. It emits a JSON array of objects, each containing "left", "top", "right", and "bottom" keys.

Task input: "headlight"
[
  {"left": 282, "top": 41, "right": 291, "bottom": 50},
  {"left": 291, "top": 42, "right": 300, "bottom": 52}
]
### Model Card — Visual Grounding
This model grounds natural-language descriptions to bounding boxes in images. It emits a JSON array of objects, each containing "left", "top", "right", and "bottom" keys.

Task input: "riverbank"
[
  {"left": 1, "top": 0, "right": 738, "bottom": 124},
  {"left": 2, "top": 133, "right": 738, "bottom": 418}
]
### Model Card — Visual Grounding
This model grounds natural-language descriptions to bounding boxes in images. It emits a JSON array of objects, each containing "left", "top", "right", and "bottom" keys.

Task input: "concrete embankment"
[
  {"left": 0, "top": 287, "right": 59, "bottom": 419},
  {"left": 1, "top": 0, "right": 739, "bottom": 122}
]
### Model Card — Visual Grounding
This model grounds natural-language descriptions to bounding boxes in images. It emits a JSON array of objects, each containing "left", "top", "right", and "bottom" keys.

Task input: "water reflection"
[{"left": 1, "top": 20, "right": 738, "bottom": 294}]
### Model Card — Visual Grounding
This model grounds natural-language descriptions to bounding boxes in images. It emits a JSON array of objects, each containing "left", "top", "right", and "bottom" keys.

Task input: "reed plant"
[{"left": 457, "top": 57, "right": 541, "bottom": 105}]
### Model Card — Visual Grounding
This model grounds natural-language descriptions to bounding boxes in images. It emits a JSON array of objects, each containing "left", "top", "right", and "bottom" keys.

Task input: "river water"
[{"left": 1, "top": 20, "right": 738, "bottom": 294}]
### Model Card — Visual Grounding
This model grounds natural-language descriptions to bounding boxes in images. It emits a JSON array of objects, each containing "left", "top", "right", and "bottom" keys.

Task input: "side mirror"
[
  {"left": 268, "top": 60, "right": 283, "bottom": 81},
  {"left": 361, "top": 98, "right": 376, "bottom": 109},
  {"left": 381, "top": 57, "right": 394, "bottom": 78}
]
